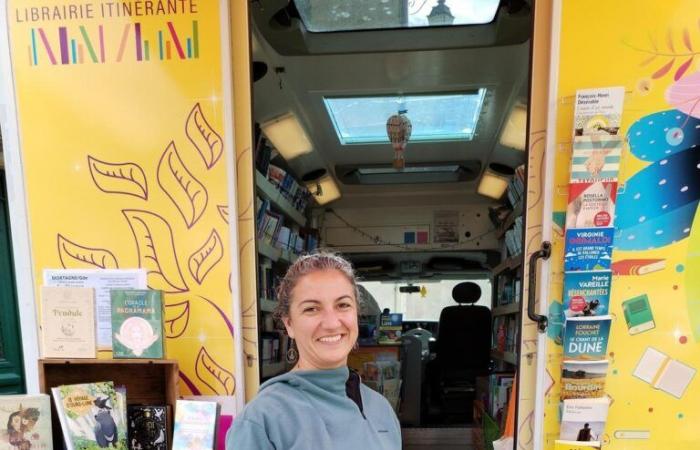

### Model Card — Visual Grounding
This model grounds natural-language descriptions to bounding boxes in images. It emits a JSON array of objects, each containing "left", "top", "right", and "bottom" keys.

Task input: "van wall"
[{"left": 543, "top": 1, "right": 700, "bottom": 448}]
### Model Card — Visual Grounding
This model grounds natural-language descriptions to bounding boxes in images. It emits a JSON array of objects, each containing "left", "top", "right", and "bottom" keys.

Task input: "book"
[
  {"left": 632, "top": 347, "right": 696, "bottom": 399},
  {"left": 561, "top": 360, "right": 608, "bottom": 400},
  {"left": 172, "top": 400, "right": 219, "bottom": 450},
  {"left": 564, "top": 228, "right": 614, "bottom": 271},
  {"left": 51, "top": 381, "right": 127, "bottom": 450},
  {"left": 111, "top": 289, "right": 164, "bottom": 359},
  {"left": 562, "top": 271, "right": 611, "bottom": 318},
  {"left": 0, "top": 394, "right": 52, "bottom": 450},
  {"left": 622, "top": 294, "right": 655, "bottom": 335},
  {"left": 563, "top": 316, "right": 612, "bottom": 361},
  {"left": 611, "top": 258, "right": 666, "bottom": 276},
  {"left": 573, "top": 87, "right": 624, "bottom": 137},
  {"left": 554, "top": 440, "right": 600, "bottom": 450},
  {"left": 559, "top": 397, "right": 610, "bottom": 445},
  {"left": 566, "top": 181, "right": 617, "bottom": 229},
  {"left": 40, "top": 286, "right": 97, "bottom": 359},
  {"left": 377, "top": 313, "right": 403, "bottom": 344},
  {"left": 569, "top": 135, "right": 623, "bottom": 181},
  {"left": 127, "top": 405, "right": 167, "bottom": 450}
]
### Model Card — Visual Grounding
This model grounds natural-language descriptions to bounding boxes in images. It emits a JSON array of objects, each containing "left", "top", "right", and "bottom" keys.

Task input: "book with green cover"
[
  {"left": 110, "top": 289, "right": 164, "bottom": 359},
  {"left": 51, "top": 381, "right": 127, "bottom": 450}
]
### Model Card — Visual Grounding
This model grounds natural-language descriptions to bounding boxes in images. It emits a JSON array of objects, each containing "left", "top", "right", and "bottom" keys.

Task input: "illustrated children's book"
[
  {"left": 563, "top": 316, "right": 612, "bottom": 361},
  {"left": 51, "top": 381, "right": 127, "bottom": 450},
  {"left": 566, "top": 181, "right": 617, "bottom": 229},
  {"left": 622, "top": 294, "right": 655, "bottom": 335},
  {"left": 632, "top": 347, "right": 696, "bottom": 399},
  {"left": 127, "top": 405, "right": 168, "bottom": 450},
  {"left": 560, "top": 360, "right": 609, "bottom": 400},
  {"left": 172, "top": 400, "right": 219, "bottom": 450},
  {"left": 110, "top": 289, "right": 164, "bottom": 358},
  {"left": 564, "top": 228, "right": 614, "bottom": 272},
  {"left": 569, "top": 135, "right": 623, "bottom": 181},
  {"left": 559, "top": 397, "right": 610, "bottom": 445},
  {"left": 562, "top": 271, "right": 611, "bottom": 319},
  {"left": 0, "top": 394, "right": 52, "bottom": 450},
  {"left": 40, "top": 286, "right": 96, "bottom": 359}
]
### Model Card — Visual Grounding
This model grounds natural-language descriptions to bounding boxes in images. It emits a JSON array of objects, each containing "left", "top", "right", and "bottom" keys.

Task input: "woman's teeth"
[{"left": 318, "top": 335, "right": 342, "bottom": 343}]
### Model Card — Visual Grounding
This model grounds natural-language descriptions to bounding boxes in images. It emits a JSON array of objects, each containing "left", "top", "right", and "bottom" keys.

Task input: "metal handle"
[{"left": 527, "top": 241, "right": 551, "bottom": 333}]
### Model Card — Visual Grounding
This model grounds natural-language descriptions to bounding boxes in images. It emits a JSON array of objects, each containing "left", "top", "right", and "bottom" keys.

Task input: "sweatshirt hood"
[{"left": 259, "top": 366, "right": 350, "bottom": 397}]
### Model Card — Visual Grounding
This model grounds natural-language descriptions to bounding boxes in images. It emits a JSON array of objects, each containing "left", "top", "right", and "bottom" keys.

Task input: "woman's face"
[
  {"left": 10, "top": 414, "right": 21, "bottom": 431},
  {"left": 283, "top": 269, "right": 358, "bottom": 370}
]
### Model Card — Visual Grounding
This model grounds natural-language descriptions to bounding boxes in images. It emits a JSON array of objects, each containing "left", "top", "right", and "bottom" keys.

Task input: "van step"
[{"left": 402, "top": 427, "right": 476, "bottom": 449}]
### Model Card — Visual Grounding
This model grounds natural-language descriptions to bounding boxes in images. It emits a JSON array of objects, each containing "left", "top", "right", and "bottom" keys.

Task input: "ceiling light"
[
  {"left": 499, "top": 104, "right": 527, "bottom": 151},
  {"left": 260, "top": 113, "right": 312, "bottom": 161},
  {"left": 477, "top": 163, "right": 514, "bottom": 199},
  {"left": 302, "top": 169, "right": 341, "bottom": 205}
]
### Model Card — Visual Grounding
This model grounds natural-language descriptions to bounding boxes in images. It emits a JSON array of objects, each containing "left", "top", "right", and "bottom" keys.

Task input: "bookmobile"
[{"left": 0, "top": 0, "right": 698, "bottom": 449}]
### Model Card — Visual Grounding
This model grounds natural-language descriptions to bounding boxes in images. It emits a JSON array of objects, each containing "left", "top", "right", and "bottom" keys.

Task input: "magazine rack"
[{"left": 38, "top": 358, "right": 179, "bottom": 449}]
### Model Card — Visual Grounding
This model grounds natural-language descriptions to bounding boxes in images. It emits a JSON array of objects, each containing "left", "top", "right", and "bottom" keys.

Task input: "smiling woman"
[{"left": 226, "top": 252, "right": 401, "bottom": 450}]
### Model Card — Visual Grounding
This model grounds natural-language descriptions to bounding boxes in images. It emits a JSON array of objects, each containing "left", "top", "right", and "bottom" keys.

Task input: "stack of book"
[
  {"left": 504, "top": 216, "right": 523, "bottom": 257},
  {"left": 506, "top": 165, "right": 525, "bottom": 208},
  {"left": 557, "top": 86, "right": 624, "bottom": 450}
]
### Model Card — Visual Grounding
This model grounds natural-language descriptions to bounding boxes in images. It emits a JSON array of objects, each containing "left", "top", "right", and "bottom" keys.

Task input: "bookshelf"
[
  {"left": 255, "top": 171, "right": 306, "bottom": 227},
  {"left": 38, "top": 358, "right": 178, "bottom": 450}
]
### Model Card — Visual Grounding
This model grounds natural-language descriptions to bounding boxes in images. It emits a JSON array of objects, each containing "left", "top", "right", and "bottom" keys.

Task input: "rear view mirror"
[{"left": 399, "top": 285, "right": 421, "bottom": 294}]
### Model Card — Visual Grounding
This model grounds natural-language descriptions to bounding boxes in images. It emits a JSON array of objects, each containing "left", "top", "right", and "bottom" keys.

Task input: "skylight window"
[
  {"left": 324, "top": 91, "right": 487, "bottom": 145},
  {"left": 294, "top": 0, "right": 500, "bottom": 33}
]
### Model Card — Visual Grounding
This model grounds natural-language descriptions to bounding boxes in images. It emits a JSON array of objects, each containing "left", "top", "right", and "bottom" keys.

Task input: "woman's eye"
[
  {"left": 303, "top": 307, "right": 318, "bottom": 313},
  {"left": 339, "top": 302, "right": 352, "bottom": 309}
]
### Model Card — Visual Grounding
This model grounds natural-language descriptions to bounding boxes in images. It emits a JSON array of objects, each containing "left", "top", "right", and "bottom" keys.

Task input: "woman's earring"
[
  {"left": 286, "top": 339, "right": 299, "bottom": 363},
  {"left": 353, "top": 340, "right": 359, "bottom": 350}
]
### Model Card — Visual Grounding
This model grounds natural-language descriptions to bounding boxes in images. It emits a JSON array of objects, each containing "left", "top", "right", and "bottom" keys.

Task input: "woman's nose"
[{"left": 320, "top": 309, "right": 342, "bottom": 328}]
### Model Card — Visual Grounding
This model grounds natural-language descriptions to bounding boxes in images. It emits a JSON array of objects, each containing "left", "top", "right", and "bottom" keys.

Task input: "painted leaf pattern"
[
  {"left": 122, "top": 209, "right": 188, "bottom": 293},
  {"left": 217, "top": 205, "right": 229, "bottom": 224},
  {"left": 157, "top": 141, "right": 208, "bottom": 228},
  {"left": 188, "top": 229, "right": 224, "bottom": 284},
  {"left": 195, "top": 346, "right": 235, "bottom": 395},
  {"left": 164, "top": 300, "right": 190, "bottom": 338},
  {"left": 186, "top": 103, "right": 223, "bottom": 169},
  {"left": 57, "top": 234, "right": 119, "bottom": 269},
  {"left": 88, "top": 155, "right": 148, "bottom": 199}
]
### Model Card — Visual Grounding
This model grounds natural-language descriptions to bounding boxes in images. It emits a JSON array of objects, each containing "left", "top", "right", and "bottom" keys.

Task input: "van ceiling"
[{"left": 250, "top": 1, "right": 531, "bottom": 208}]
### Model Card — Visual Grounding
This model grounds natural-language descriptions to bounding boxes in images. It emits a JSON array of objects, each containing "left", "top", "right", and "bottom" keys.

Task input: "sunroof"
[
  {"left": 294, "top": 0, "right": 500, "bottom": 32},
  {"left": 324, "top": 91, "right": 487, "bottom": 145}
]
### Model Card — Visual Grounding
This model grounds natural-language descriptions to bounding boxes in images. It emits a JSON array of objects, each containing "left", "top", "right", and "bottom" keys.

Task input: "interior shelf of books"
[
  {"left": 254, "top": 133, "right": 319, "bottom": 380},
  {"left": 472, "top": 165, "right": 525, "bottom": 449},
  {"left": 0, "top": 276, "right": 223, "bottom": 450}
]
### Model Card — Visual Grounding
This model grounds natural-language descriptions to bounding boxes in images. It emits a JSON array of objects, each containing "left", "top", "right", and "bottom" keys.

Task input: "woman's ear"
[{"left": 282, "top": 316, "right": 294, "bottom": 339}]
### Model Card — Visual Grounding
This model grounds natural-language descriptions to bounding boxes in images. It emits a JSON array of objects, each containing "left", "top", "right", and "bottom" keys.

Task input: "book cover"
[
  {"left": 51, "top": 381, "right": 127, "bottom": 450},
  {"left": 562, "top": 271, "right": 611, "bottom": 318},
  {"left": 172, "top": 400, "right": 219, "bottom": 450},
  {"left": 554, "top": 440, "right": 600, "bottom": 450},
  {"left": 561, "top": 360, "right": 609, "bottom": 400},
  {"left": 573, "top": 87, "right": 624, "bottom": 136},
  {"left": 569, "top": 135, "right": 623, "bottom": 180},
  {"left": 378, "top": 313, "right": 403, "bottom": 344},
  {"left": 564, "top": 228, "right": 614, "bottom": 271},
  {"left": 111, "top": 290, "right": 164, "bottom": 359},
  {"left": 40, "top": 286, "right": 97, "bottom": 359},
  {"left": 0, "top": 394, "right": 52, "bottom": 450},
  {"left": 566, "top": 181, "right": 617, "bottom": 229},
  {"left": 632, "top": 347, "right": 696, "bottom": 399},
  {"left": 622, "top": 294, "right": 655, "bottom": 335},
  {"left": 127, "top": 405, "right": 167, "bottom": 450},
  {"left": 559, "top": 397, "right": 610, "bottom": 445},
  {"left": 563, "top": 316, "right": 612, "bottom": 361}
]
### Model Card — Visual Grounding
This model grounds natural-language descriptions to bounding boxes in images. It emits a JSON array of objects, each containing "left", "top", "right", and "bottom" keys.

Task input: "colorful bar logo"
[{"left": 28, "top": 21, "right": 200, "bottom": 65}]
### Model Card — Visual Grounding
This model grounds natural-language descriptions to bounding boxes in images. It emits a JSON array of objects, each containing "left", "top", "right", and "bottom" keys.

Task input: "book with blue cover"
[
  {"left": 564, "top": 228, "right": 614, "bottom": 271},
  {"left": 562, "top": 271, "right": 611, "bottom": 318},
  {"left": 563, "top": 316, "right": 612, "bottom": 361}
]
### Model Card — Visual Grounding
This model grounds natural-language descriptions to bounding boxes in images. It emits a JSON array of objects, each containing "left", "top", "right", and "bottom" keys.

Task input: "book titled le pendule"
[{"left": 40, "top": 286, "right": 97, "bottom": 359}]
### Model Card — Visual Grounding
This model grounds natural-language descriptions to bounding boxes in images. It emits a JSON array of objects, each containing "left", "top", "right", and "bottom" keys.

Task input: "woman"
[{"left": 227, "top": 252, "right": 401, "bottom": 450}]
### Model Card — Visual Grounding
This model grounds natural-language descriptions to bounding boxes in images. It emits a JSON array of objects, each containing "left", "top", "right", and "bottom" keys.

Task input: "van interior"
[{"left": 251, "top": 1, "right": 531, "bottom": 448}]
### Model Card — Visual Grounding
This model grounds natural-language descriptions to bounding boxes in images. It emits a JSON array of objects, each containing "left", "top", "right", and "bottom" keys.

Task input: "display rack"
[{"left": 38, "top": 358, "right": 179, "bottom": 450}]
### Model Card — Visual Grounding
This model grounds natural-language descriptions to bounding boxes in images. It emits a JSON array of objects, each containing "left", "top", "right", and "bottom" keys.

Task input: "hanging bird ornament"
[{"left": 386, "top": 104, "right": 412, "bottom": 170}]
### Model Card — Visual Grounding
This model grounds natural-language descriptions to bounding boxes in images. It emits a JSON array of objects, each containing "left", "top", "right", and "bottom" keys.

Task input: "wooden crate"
[{"left": 38, "top": 358, "right": 179, "bottom": 449}]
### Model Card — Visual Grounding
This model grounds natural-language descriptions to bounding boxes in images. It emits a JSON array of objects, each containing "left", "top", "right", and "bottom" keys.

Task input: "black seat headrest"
[{"left": 452, "top": 282, "right": 482, "bottom": 304}]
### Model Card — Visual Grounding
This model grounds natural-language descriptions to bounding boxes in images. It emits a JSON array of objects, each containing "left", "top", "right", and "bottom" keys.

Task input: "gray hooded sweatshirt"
[{"left": 226, "top": 366, "right": 401, "bottom": 450}]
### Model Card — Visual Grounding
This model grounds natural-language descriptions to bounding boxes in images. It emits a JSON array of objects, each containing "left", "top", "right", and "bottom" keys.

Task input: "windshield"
[{"left": 359, "top": 278, "right": 491, "bottom": 322}]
